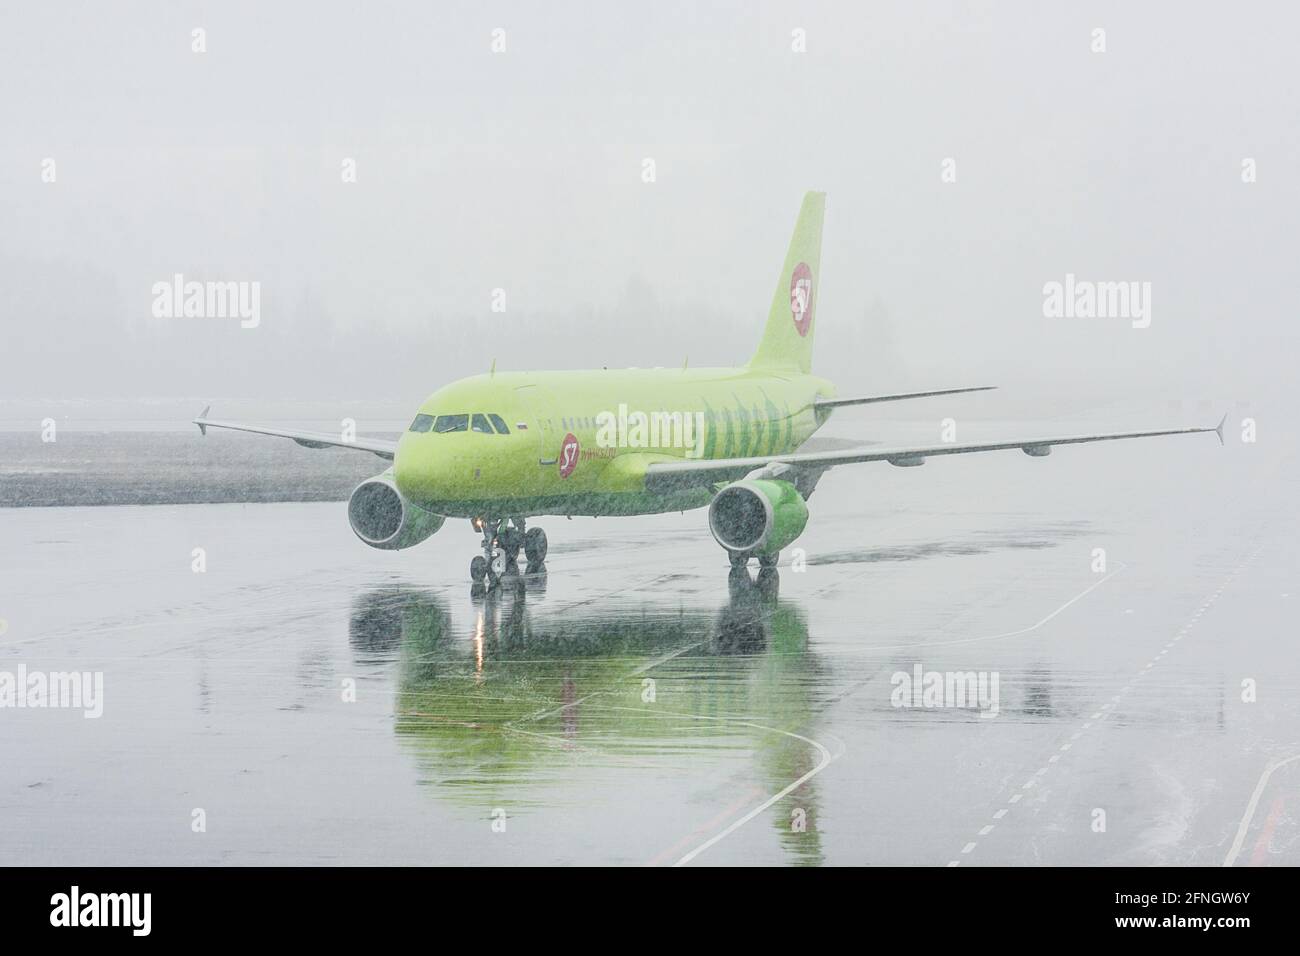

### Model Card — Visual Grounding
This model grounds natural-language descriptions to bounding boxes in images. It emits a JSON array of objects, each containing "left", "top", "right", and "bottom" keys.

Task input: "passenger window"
[
  {"left": 471, "top": 413, "right": 493, "bottom": 434},
  {"left": 409, "top": 413, "right": 434, "bottom": 433},
  {"left": 433, "top": 414, "right": 469, "bottom": 433},
  {"left": 488, "top": 414, "right": 509, "bottom": 434}
]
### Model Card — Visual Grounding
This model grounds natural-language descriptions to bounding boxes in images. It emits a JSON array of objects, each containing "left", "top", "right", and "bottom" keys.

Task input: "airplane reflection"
[{"left": 349, "top": 568, "right": 826, "bottom": 865}]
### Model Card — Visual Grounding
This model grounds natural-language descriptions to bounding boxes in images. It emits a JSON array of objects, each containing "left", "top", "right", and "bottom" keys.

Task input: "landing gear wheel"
[
  {"left": 524, "top": 527, "right": 548, "bottom": 565},
  {"left": 469, "top": 555, "right": 488, "bottom": 582},
  {"left": 728, "top": 550, "right": 749, "bottom": 569},
  {"left": 758, "top": 552, "right": 779, "bottom": 569}
]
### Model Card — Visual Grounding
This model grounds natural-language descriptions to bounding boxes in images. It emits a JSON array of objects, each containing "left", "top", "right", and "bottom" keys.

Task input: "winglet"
[
  {"left": 195, "top": 405, "right": 211, "bottom": 436},
  {"left": 1214, "top": 411, "right": 1227, "bottom": 446}
]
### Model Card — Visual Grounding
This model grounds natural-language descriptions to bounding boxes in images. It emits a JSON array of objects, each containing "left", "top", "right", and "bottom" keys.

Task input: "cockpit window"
[
  {"left": 488, "top": 413, "right": 509, "bottom": 434},
  {"left": 409, "top": 413, "right": 434, "bottom": 433},
  {"left": 433, "top": 414, "right": 469, "bottom": 433},
  {"left": 471, "top": 413, "right": 494, "bottom": 434}
]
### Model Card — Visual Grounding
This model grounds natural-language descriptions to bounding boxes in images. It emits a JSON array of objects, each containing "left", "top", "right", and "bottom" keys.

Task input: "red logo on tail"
[{"left": 790, "top": 262, "right": 814, "bottom": 337}]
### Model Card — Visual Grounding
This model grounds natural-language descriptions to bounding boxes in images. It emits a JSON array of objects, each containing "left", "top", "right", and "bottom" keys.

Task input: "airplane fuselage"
[{"left": 393, "top": 366, "right": 836, "bottom": 519}]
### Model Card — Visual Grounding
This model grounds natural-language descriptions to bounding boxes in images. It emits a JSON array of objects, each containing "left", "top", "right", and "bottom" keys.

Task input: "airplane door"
[{"left": 515, "top": 384, "right": 563, "bottom": 491}]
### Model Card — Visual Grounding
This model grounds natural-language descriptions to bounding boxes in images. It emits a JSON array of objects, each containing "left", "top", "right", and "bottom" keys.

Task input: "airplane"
[{"left": 194, "top": 191, "right": 1225, "bottom": 587}]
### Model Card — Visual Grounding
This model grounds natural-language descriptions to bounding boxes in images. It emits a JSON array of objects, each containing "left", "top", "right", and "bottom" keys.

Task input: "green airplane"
[{"left": 195, "top": 192, "right": 1225, "bottom": 585}]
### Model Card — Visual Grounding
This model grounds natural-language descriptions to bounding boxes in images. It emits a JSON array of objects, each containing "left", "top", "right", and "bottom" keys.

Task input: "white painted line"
[
  {"left": 978, "top": 825, "right": 994, "bottom": 836},
  {"left": 1009, "top": 794, "right": 1022, "bottom": 804},
  {"left": 962, "top": 842, "right": 977, "bottom": 854},
  {"left": 673, "top": 716, "right": 832, "bottom": 867},
  {"left": 903, "top": 563, "right": 1129, "bottom": 652},
  {"left": 993, "top": 808, "right": 1008, "bottom": 819},
  {"left": 1223, "top": 753, "right": 1300, "bottom": 867}
]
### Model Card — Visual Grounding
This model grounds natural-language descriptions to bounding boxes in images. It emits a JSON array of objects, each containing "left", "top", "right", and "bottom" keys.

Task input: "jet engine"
[
  {"left": 708, "top": 479, "right": 809, "bottom": 556},
  {"left": 348, "top": 471, "right": 445, "bottom": 550}
]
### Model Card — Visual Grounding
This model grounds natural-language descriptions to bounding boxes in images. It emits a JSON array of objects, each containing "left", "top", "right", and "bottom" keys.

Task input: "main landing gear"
[
  {"left": 728, "top": 550, "right": 779, "bottom": 570},
  {"left": 469, "top": 517, "right": 547, "bottom": 589}
]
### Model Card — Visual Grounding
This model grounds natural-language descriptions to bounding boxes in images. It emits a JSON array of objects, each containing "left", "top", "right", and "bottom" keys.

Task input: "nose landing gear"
[{"left": 470, "top": 517, "right": 545, "bottom": 590}]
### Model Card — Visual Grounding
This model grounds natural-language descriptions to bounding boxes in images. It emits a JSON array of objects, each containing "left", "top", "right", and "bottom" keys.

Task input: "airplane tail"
[{"left": 748, "top": 190, "right": 826, "bottom": 374}]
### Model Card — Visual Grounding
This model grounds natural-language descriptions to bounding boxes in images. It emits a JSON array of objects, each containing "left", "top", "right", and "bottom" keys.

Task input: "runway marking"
[
  {"left": 1249, "top": 797, "right": 1286, "bottom": 867},
  {"left": 663, "top": 712, "right": 835, "bottom": 867},
  {"left": 836, "top": 562, "right": 1129, "bottom": 656},
  {"left": 949, "top": 540, "right": 1264, "bottom": 866},
  {"left": 646, "top": 785, "right": 765, "bottom": 867},
  {"left": 906, "top": 563, "right": 1127, "bottom": 651},
  {"left": 512, "top": 640, "right": 702, "bottom": 724},
  {"left": 1223, "top": 752, "right": 1300, "bottom": 867}
]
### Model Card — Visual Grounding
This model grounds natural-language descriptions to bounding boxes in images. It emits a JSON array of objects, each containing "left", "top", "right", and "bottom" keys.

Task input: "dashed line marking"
[{"left": 946, "top": 544, "right": 1260, "bottom": 865}]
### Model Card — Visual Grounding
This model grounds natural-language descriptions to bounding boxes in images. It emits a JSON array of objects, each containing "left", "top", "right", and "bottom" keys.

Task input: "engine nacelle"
[
  {"left": 708, "top": 479, "right": 809, "bottom": 556},
  {"left": 348, "top": 471, "right": 445, "bottom": 550}
]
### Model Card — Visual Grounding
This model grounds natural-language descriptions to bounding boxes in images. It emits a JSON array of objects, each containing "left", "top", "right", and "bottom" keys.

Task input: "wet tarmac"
[{"left": 1, "top": 425, "right": 1296, "bottom": 865}]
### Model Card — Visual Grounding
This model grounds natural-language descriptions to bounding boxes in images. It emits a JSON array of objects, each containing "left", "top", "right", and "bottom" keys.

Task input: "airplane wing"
[
  {"left": 193, "top": 407, "right": 397, "bottom": 460},
  {"left": 814, "top": 385, "right": 995, "bottom": 409},
  {"left": 644, "top": 415, "right": 1226, "bottom": 493}
]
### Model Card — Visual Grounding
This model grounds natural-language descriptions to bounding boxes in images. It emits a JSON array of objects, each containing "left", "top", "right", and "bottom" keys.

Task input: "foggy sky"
[{"left": 1, "top": 1, "right": 1296, "bottom": 419}]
